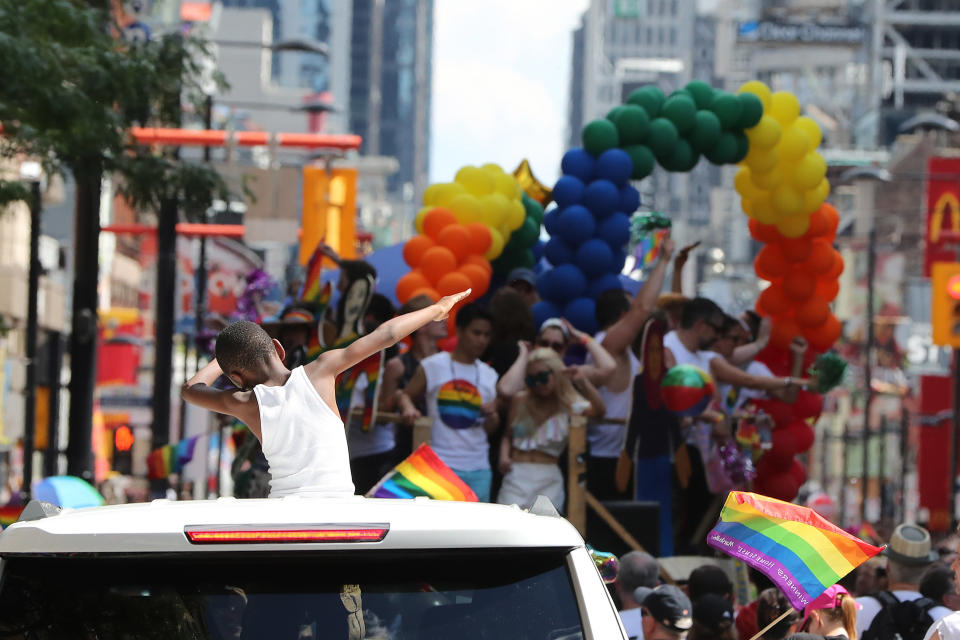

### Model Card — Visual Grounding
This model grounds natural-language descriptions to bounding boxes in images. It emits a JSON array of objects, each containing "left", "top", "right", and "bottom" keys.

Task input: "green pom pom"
[
  {"left": 582, "top": 119, "right": 620, "bottom": 157},
  {"left": 808, "top": 352, "right": 847, "bottom": 393}
]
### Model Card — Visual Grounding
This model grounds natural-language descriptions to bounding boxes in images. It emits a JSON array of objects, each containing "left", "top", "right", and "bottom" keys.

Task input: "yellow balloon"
[
  {"left": 745, "top": 147, "right": 779, "bottom": 174},
  {"left": 424, "top": 181, "right": 466, "bottom": 208},
  {"left": 414, "top": 206, "right": 430, "bottom": 234},
  {"left": 778, "top": 126, "right": 810, "bottom": 159},
  {"left": 494, "top": 173, "right": 520, "bottom": 200},
  {"left": 776, "top": 213, "right": 811, "bottom": 238},
  {"left": 449, "top": 193, "right": 482, "bottom": 224},
  {"left": 481, "top": 162, "right": 504, "bottom": 176},
  {"left": 752, "top": 195, "right": 778, "bottom": 224},
  {"left": 738, "top": 80, "right": 772, "bottom": 110},
  {"left": 498, "top": 224, "right": 511, "bottom": 241},
  {"left": 792, "top": 153, "right": 827, "bottom": 190},
  {"left": 480, "top": 193, "right": 509, "bottom": 228},
  {"left": 734, "top": 166, "right": 755, "bottom": 199},
  {"left": 803, "top": 178, "right": 830, "bottom": 213},
  {"left": 770, "top": 91, "right": 800, "bottom": 126},
  {"left": 485, "top": 228, "right": 505, "bottom": 261},
  {"left": 752, "top": 166, "right": 782, "bottom": 191},
  {"left": 772, "top": 184, "right": 803, "bottom": 217},
  {"left": 794, "top": 116, "right": 822, "bottom": 149},
  {"left": 455, "top": 165, "right": 495, "bottom": 196},
  {"left": 505, "top": 200, "right": 525, "bottom": 231},
  {"left": 746, "top": 116, "right": 782, "bottom": 150},
  {"left": 740, "top": 197, "right": 753, "bottom": 218}
]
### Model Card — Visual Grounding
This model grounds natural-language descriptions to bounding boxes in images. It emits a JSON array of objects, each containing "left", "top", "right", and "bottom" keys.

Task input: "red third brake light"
[{"left": 184, "top": 525, "right": 388, "bottom": 544}]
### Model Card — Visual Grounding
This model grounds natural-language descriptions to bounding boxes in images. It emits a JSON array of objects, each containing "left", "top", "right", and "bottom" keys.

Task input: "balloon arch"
[{"left": 395, "top": 80, "right": 845, "bottom": 501}]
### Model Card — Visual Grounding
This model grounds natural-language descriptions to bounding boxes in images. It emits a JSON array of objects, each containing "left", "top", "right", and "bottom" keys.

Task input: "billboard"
[
  {"left": 737, "top": 21, "right": 865, "bottom": 45},
  {"left": 925, "top": 157, "right": 960, "bottom": 276}
]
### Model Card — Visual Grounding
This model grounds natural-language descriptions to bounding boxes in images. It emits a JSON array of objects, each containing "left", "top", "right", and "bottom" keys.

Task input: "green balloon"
[
  {"left": 624, "top": 145, "right": 656, "bottom": 179},
  {"left": 689, "top": 110, "right": 721, "bottom": 152},
  {"left": 669, "top": 89, "right": 693, "bottom": 101},
  {"left": 627, "top": 86, "right": 665, "bottom": 119},
  {"left": 685, "top": 80, "right": 715, "bottom": 110},
  {"left": 710, "top": 92, "right": 743, "bottom": 130},
  {"left": 661, "top": 139, "right": 695, "bottom": 172},
  {"left": 705, "top": 132, "right": 739, "bottom": 165},
  {"left": 607, "top": 105, "right": 627, "bottom": 126},
  {"left": 519, "top": 250, "right": 535, "bottom": 269},
  {"left": 736, "top": 93, "right": 764, "bottom": 129},
  {"left": 647, "top": 118, "right": 679, "bottom": 160},
  {"left": 513, "top": 216, "right": 540, "bottom": 248},
  {"left": 582, "top": 119, "right": 620, "bottom": 156},
  {"left": 616, "top": 105, "right": 650, "bottom": 145},
  {"left": 661, "top": 95, "right": 697, "bottom": 134},
  {"left": 732, "top": 133, "right": 749, "bottom": 163},
  {"left": 522, "top": 193, "right": 544, "bottom": 225}
]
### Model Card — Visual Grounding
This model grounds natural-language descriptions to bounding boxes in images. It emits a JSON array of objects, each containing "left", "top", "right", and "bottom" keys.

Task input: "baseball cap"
[
  {"left": 643, "top": 585, "right": 693, "bottom": 632},
  {"left": 507, "top": 267, "right": 537, "bottom": 287},
  {"left": 801, "top": 584, "right": 860, "bottom": 627},
  {"left": 693, "top": 594, "right": 733, "bottom": 633}
]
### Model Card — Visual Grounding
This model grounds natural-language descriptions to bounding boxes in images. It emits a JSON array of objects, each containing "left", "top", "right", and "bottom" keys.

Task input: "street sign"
[
  {"left": 931, "top": 262, "right": 960, "bottom": 346},
  {"left": 925, "top": 157, "right": 960, "bottom": 276}
]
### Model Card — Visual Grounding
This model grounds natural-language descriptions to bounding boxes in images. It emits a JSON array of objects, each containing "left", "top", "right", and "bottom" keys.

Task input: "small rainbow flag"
[
  {"left": 299, "top": 244, "right": 326, "bottom": 303},
  {"left": 305, "top": 281, "right": 334, "bottom": 361},
  {"left": 368, "top": 444, "right": 478, "bottom": 502},
  {"left": 147, "top": 436, "right": 201, "bottom": 479},
  {"left": 0, "top": 504, "right": 24, "bottom": 528},
  {"left": 336, "top": 350, "right": 384, "bottom": 432},
  {"left": 707, "top": 491, "right": 883, "bottom": 611},
  {"left": 636, "top": 229, "right": 668, "bottom": 269}
]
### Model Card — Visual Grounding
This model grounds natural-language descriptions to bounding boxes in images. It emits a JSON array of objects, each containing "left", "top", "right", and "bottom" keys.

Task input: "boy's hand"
[{"left": 434, "top": 289, "right": 471, "bottom": 321}]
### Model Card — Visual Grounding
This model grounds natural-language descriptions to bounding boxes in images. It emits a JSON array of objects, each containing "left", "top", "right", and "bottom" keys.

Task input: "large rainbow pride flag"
[
  {"left": 368, "top": 444, "right": 478, "bottom": 502},
  {"left": 707, "top": 491, "right": 884, "bottom": 611}
]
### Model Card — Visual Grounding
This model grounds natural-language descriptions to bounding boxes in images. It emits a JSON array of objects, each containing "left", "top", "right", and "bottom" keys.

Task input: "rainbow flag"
[
  {"left": 299, "top": 244, "right": 326, "bottom": 303},
  {"left": 368, "top": 444, "right": 478, "bottom": 502},
  {"left": 305, "top": 281, "right": 334, "bottom": 361},
  {"left": 0, "top": 504, "right": 24, "bottom": 528},
  {"left": 146, "top": 436, "right": 199, "bottom": 480},
  {"left": 636, "top": 229, "right": 668, "bottom": 269},
  {"left": 707, "top": 491, "right": 883, "bottom": 611},
  {"left": 336, "top": 350, "right": 384, "bottom": 432}
]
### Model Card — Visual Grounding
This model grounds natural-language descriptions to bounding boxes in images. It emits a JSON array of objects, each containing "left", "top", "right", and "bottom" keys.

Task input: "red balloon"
[
  {"left": 465, "top": 222, "right": 492, "bottom": 255},
  {"left": 755, "top": 455, "right": 778, "bottom": 481},
  {"left": 755, "top": 471, "right": 800, "bottom": 502},
  {"left": 768, "top": 426, "right": 797, "bottom": 465},
  {"left": 757, "top": 345, "right": 791, "bottom": 375},
  {"left": 409, "top": 286, "right": 440, "bottom": 302},
  {"left": 755, "top": 246, "right": 792, "bottom": 280},
  {"left": 783, "top": 269, "right": 816, "bottom": 301},
  {"left": 423, "top": 207, "right": 457, "bottom": 239},
  {"left": 419, "top": 246, "right": 457, "bottom": 284},
  {"left": 825, "top": 251, "right": 844, "bottom": 279},
  {"left": 787, "top": 419, "right": 815, "bottom": 453},
  {"left": 806, "top": 314, "right": 842, "bottom": 351},
  {"left": 805, "top": 206, "right": 830, "bottom": 239},
  {"left": 803, "top": 240, "right": 835, "bottom": 274},
  {"left": 436, "top": 271, "right": 473, "bottom": 297},
  {"left": 459, "top": 264, "right": 490, "bottom": 299},
  {"left": 437, "top": 225, "right": 472, "bottom": 263},
  {"left": 780, "top": 237, "right": 812, "bottom": 263},
  {"left": 395, "top": 270, "right": 430, "bottom": 303},
  {"left": 795, "top": 295, "right": 830, "bottom": 328},
  {"left": 788, "top": 458, "right": 807, "bottom": 487},
  {"left": 749, "top": 219, "right": 782, "bottom": 244},
  {"left": 462, "top": 254, "right": 492, "bottom": 276},
  {"left": 821, "top": 203, "right": 839, "bottom": 236},
  {"left": 757, "top": 284, "right": 790, "bottom": 316},
  {"left": 815, "top": 279, "right": 840, "bottom": 302},
  {"left": 770, "top": 318, "right": 802, "bottom": 351},
  {"left": 402, "top": 235, "right": 435, "bottom": 268},
  {"left": 753, "top": 398, "right": 794, "bottom": 426}
]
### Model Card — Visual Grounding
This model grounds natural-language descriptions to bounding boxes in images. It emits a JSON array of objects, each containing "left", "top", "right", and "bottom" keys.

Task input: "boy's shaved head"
[{"left": 215, "top": 320, "right": 278, "bottom": 387}]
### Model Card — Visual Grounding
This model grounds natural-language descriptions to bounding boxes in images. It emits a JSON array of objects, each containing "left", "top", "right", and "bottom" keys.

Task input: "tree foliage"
[{"left": 0, "top": 0, "right": 230, "bottom": 216}]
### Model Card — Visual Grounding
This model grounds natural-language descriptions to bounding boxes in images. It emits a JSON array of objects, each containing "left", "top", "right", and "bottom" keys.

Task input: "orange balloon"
[
  {"left": 437, "top": 224, "right": 472, "bottom": 263},
  {"left": 409, "top": 286, "right": 440, "bottom": 303},
  {"left": 755, "top": 245, "right": 792, "bottom": 280},
  {"left": 804, "top": 206, "right": 830, "bottom": 238},
  {"left": 803, "top": 240, "right": 834, "bottom": 274},
  {"left": 749, "top": 219, "right": 782, "bottom": 244},
  {"left": 783, "top": 269, "right": 816, "bottom": 301},
  {"left": 436, "top": 271, "right": 473, "bottom": 297},
  {"left": 423, "top": 207, "right": 457, "bottom": 239},
  {"left": 402, "top": 235, "right": 435, "bottom": 268},
  {"left": 825, "top": 251, "right": 844, "bottom": 279},
  {"left": 780, "top": 237, "right": 812, "bottom": 263},
  {"left": 756, "top": 284, "right": 790, "bottom": 317},
  {"left": 821, "top": 203, "right": 839, "bottom": 236},
  {"left": 806, "top": 314, "right": 842, "bottom": 350},
  {"left": 465, "top": 222, "right": 492, "bottom": 256},
  {"left": 459, "top": 263, "right": 490, "bottom": 298},
  {"left": 462, "top": 254, "right": 492, "bottom": 276},
  {"left": 795, "top": 295, "right": 830, "bottom": 328},
  {"left": 420, "top": 246, "right": 457, "bottom": 284},
  {"left": 770, "top": 318, "right": 802, "bottom": 351},
  {"left": 395, "top": 270, "right": 430, "bottom": 302},
  {"left": 815, "top": 279, "right": 839, "bottom": 302}
]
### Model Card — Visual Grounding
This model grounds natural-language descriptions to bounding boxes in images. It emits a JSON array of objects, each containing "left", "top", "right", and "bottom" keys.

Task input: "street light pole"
[{"left": 22, "top": 179, "right": 42, "bottom": 499}]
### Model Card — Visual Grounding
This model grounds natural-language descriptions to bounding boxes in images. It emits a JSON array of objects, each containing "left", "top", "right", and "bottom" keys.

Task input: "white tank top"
[
  {"left": 587, "top": 330, "right": 641, "bottom": 458},
  {"left": 253, "top": 366, "right": 356, "bottom": 497}
]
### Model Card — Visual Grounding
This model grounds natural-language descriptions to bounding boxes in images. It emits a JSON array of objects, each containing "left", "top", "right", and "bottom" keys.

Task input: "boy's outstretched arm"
[
  {"left": 309, "top": 289, "right": 471, "bottom": 379},
  {"left": 182, "top": 359, "right": 261, "bottom": 440}
]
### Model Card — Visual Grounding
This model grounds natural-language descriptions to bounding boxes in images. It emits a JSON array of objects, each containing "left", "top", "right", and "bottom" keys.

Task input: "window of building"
[{"left": 669, "top": 27, "right": 676, "bottom": 45}]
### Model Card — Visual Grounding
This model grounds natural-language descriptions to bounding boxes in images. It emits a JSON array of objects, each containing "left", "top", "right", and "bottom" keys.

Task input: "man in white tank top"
[{"left": 182, "top": 289, "right": 470, "bottom": 498}]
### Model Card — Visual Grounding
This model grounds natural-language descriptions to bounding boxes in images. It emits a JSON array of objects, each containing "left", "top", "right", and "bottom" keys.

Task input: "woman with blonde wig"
[{"left": 496, "top": 347, "right": 605, "bottom": 511}]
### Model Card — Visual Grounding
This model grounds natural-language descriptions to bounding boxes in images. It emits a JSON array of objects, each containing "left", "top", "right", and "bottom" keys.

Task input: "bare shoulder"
[{"left": 384, "top": 357, "right": 405, "bottom": 377}]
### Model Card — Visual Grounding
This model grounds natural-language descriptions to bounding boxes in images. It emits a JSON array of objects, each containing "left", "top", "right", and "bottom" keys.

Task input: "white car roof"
[{"left": 0, "top": 496, "right": 584, "bottom": 555}]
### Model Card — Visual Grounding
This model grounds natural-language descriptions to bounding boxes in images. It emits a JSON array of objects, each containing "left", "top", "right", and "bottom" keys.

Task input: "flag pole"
[{"left": 748, "top": 608, "right": 796, "bottom": 640}]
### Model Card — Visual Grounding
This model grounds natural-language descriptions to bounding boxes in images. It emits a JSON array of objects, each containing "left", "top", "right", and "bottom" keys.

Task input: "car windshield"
[{"left": 0, "top": 549, "right": 583, "bottom": 640}]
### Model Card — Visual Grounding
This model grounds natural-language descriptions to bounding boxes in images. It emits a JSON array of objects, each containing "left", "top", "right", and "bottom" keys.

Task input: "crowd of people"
[{"left": 613, "top": 522, "right": 960, "bottom": 640}]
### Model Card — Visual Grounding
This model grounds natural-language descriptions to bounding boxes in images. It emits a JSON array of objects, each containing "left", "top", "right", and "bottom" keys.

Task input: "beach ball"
[{"left": 661, "top": 364, "right": 715, "bottom": 417}]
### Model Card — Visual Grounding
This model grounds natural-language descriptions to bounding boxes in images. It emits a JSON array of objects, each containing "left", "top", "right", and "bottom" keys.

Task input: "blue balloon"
[
  {"left": 576, "top": 238, "right": 614, "bottom": 278},
  {"left": 556, "top": 205, "right": 596, "bottom": 246},
  {"left": 583, "top": 179, "right": 620, "bottom": 218},
  {"left": 544, "top": 236, "right": 574, "bottom": 266},
  {"left": 543, "top": 206, "right": 561, "bottom": 235},
  {"left": 561, "top": 148, "right": 595, "bottom": 183},
  {"left": 564, "top": 297, "right": 599, "bottom": 335},
  {"left": 587, "top": 273, "right": 624, "bottom": 299},
  {"left": 611, "top": 248, "right": 627, "bottom": 274},
  {"left": 553, "top": 176, "right": 585, "bottom": 208},
  {"left": 536, "top": 269, "right": 554, "bottom": 299},
  {"left": 619, "top": 185, "right": 641, "bottom": 214},
  {"left": 532, "top": 299, "right": 562, "bottom": 329},
  {"left": 595, "top": 148, "right": 633, "bottom": 186},
  {"left": 550, "top": 264, "right": 587, "bottom": 303},
  {"left": 597, "top": 212, "right": 632, "bottom": 249},
  {"left": 531, "top": 239, "right": 545, "bottom": 262}
]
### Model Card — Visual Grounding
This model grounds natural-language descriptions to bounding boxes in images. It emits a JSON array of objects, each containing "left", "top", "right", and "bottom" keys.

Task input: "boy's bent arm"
[{"left": 181, "top": 359, "right": 261, "bottom": 439}]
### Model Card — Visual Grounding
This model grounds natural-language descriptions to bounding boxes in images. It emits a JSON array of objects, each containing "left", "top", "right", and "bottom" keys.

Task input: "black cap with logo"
[{"left": 643, "top": 585, "right": 693, "bottom": 632}]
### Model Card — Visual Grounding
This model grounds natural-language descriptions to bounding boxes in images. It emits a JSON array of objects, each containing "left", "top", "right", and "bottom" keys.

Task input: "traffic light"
[
  {"left": 300, "top": 167, "right": 357, "bottom": 266},
  {"left": 113, "top": 425, "right": 134, "bottom": 475},
  {"left": 931, "top": 262, "right": 960, "bottom": 347}
]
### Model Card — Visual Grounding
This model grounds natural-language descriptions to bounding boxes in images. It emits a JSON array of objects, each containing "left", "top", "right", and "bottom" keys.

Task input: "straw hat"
[{"left": 884, "top": 524, "right": 938, "bottom": 566}]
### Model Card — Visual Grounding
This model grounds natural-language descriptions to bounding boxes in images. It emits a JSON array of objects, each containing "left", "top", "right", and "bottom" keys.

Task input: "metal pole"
[
  {"left": 151, "top": 197, "right": 177, "bottom": 449},
  {"left": 900, "top": 411, "right": 909, "bottom": 525},
  {"left": 22, "top": 181, "right": 41, "bottom": 499},
  {"left": 195, "top": 94, "right": 212, "bottom": 372},
  {"left": 952, "top": 348, "right": 960, "bottom": 529},
  {"left": 43, "top": 332, "right": 62, "bottom": 478},
  {"left": 862, "top": 226, "right": 877, "bottom": 522}
]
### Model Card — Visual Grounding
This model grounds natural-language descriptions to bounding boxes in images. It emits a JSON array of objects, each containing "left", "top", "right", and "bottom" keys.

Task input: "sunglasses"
[
  {"left": 525, "top": 370, "right": 553, "bottom": 387},
  {"left": 537, "top": 339, "right": 565, "bottom": 352}
]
